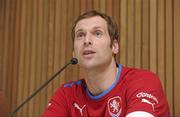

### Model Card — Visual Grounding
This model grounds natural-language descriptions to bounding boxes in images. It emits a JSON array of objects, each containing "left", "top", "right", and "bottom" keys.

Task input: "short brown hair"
[{"left": 71, "top": 10, "right": 119, "bottom": 44}]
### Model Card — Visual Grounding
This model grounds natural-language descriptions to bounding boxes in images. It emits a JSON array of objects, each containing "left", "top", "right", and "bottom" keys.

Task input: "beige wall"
[{"left": 0, "top": 0, "right": 179, "bottom": 116}]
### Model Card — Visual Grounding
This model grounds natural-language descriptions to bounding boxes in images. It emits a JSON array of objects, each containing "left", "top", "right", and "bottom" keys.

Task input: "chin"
[
  {"left": 81, "top": 63, "right": 95, "bottom": 69},
  {"left": 78, "top": 57, "right": 111, "bottom": 69},
  {"left": 79, "top": 61, "right": 98, "bottom": 69},
  {"left": 81, "top": 61, "right": 107, "bottom": 70}
]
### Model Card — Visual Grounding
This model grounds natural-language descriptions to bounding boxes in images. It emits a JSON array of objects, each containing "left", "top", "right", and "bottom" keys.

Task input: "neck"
[{"left": 84, "top": 59, "right": 117, "bottom": 96}]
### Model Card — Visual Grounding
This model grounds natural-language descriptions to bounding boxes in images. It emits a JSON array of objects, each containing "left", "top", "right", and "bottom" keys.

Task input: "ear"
[{"left": 112, "top": 40, "right": 119, "bottom": 54}]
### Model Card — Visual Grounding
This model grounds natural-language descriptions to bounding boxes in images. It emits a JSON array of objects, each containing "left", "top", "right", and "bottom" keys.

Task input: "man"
[{"left": 42, "top": 10, "right": 170, "bottom": 117}]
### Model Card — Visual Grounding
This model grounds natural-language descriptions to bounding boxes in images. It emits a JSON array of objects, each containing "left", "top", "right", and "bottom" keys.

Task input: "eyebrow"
[
  {"left": 75, "top": 26, "right": 104, "bottom": 34},
  {"left": 75, "top": 29, "right": 84, "bottom": 35}
]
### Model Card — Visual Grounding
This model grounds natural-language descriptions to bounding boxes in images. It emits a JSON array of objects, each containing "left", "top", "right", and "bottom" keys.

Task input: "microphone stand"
[{"left": 9, "top": 58, "right": 78, "bottom": 117}]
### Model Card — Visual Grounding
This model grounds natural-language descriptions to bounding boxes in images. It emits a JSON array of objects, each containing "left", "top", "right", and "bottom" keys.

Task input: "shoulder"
[
  {"left": 61, "top": 79, "right": 85, "bottom": 93},
  {"left": 42, "top": 80, "right": 84, "bottom": 116},
  {"left": 121, "top": 66, "right": 163, "bottom": 96},
  {"left": 48, "top": 79, "right": 85, "bottom": 108},
  {"left": 120, "top": 67, "right": 169, "bottom": 116},
  {"left": 53, "top": 79, "right": 85, "bottom": 98},
  {"left": 121, "top": 66, "right": 161, "bottom": 86}
]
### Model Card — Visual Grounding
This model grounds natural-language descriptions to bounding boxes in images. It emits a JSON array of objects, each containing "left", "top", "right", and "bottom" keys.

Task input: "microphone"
[
  {"left": 9, "top": 58, "right": 78, "bottom": 117},
  {"left": 70, "top": 58, "right": 78, "bottom": 65}
]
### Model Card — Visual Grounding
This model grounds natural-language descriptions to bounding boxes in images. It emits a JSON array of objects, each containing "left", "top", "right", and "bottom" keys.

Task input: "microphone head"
[{"left": 70, "top": 58, "right": 78, "bottom": 65}]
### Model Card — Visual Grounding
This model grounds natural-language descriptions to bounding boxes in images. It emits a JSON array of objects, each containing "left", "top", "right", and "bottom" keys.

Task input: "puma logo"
[
  {"left": 141, "top": 98, "right": 155, "bottom": 111},
  {"left": 73, "top": 102, "right": 86, "bottom": 116}
]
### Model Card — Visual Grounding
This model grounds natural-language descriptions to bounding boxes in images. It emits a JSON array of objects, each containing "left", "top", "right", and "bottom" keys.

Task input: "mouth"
[{"left": 82, "top": 50, "right": 96, "bottom": 56}]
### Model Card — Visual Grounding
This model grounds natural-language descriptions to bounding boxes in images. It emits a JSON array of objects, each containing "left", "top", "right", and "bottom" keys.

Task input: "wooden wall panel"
[
  {"left": 150, "top": 0, "right": 157, "bottom": 73},
  {"left": 165, "top": 0, "right": 174, "bottom": 114},
  {"left": 16, "top": 0, "right": 26, "bottom": 116},
  {"left": 120, "top": 0, "right": 127, "bottom": 65},
  {"left": 157, "top": 0, "right": 166, "bottom": 95},
  {"left": 39, "top": 0, "right": 49, "bottom": 115},
  {"left": 142, "top": 0, "right": 150, "bottom": 70},
  {"left": 127, "top": 0, "right": 135, "bottom": 67},
  {"left": 174, "top": 0, "right": 180, "bottom": 116},
  {"left": 134, "top": 0, "right": 142, "bottom": 68},
  {"left": 0, "top": 0, "right": 179, "bottom": 116},
  {"left": 12, "top": 0, "right": 21, "bottom": 113},
  {"left": 0, "top": 0, "right": 5, "bottom": 94}
]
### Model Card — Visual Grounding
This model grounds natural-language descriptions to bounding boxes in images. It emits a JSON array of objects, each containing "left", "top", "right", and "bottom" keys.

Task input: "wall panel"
[
  {"left": 120, "top": 0, "right": 127, "bottom": 65},
  {"left": 134, "top": 0, "right": 142, "bottom": 68},
  {"left": 174, "top": 0, "right": 180, "bottom": 116},
  {"left": 142, "top": 0, "right": 150, "bottom": 70},
  {"left": 165, "top": 0, "right": 174, "bottom": 114},
  {"left": 0, "top": 0, "right": 179, "bottom": 116},
  {"left": 127, "top": 0, "right": 135, "bottom": 67}
]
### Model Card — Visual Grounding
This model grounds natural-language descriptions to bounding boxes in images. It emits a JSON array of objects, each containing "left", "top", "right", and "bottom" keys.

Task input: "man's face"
[{"left": 73, "top": 16, "right": 118, "bottom": 69}]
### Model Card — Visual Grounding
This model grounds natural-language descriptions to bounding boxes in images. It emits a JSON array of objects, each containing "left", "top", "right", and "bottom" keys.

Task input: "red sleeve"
[
  {"left": 125, "top": 70, "right": 170, "bottom": 117},
  {"left": 41, "top": 86, "right": 69, "bottom": 117}
]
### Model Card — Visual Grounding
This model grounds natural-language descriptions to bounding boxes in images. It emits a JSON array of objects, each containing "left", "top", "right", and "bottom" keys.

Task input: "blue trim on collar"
[
  {"left": 63, "top": 80, "right": 82, "bottom": 87},
  {"left": 86, "top": 64, "right": 122, "bottom": 100}
]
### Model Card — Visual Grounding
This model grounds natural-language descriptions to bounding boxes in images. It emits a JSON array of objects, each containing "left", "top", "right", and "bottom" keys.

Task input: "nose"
[
  {"left": 84, "top": 41, "right": 92, "bottom": 46},
  {"left": 84, "top": 33, "right": 93, "bottom": 46}
]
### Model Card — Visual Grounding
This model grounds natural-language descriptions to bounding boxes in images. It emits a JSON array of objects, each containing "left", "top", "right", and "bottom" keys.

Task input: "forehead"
[{"left": 75, "top": 16, "right": 108, "bottom": 32}]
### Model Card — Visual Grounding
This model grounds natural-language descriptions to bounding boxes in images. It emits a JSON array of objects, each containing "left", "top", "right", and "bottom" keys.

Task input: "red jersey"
[{"left": 42, "top": 64, "right": 170, "bottom": 117}]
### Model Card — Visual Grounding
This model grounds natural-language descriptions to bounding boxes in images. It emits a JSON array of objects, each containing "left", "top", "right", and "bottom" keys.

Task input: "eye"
[
  {"left": 94, "top": 31, "right": 102, "bottom": 38},
  {"left": 76, "top": 32, "right": 85, "bottom": 39}
]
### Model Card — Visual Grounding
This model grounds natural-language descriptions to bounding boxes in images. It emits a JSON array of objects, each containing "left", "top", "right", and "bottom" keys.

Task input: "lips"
[{"left": 83, "top": 50, "right": 96, "bottom": 55}]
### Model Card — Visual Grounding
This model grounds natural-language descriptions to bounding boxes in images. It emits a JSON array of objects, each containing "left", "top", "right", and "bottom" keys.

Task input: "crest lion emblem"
[{"left": 107, "top": 96, "right": 122, "bottom": 117}]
